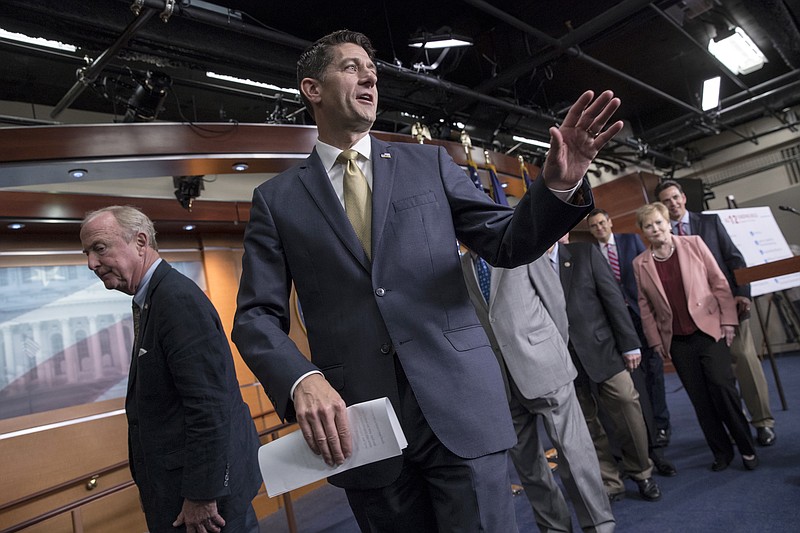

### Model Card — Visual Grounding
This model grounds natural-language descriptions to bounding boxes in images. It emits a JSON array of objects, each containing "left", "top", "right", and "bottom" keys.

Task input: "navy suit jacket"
[
  {"left": 559, "top": 242, "right": 641, "bottom": 383},
  {"left": 128, "top": 261, "right": 261, "bottom": 532},
  {"left": 233, "top": 136, "right": 593, "bottom": 489},
  {"left": 688, "top": 211, "right": 751, "bottom": 299}
]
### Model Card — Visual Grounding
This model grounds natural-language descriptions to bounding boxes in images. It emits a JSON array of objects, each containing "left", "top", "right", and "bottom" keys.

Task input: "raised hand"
[{"left": 543, "top": 90, "right": 623, "bottom": 191}]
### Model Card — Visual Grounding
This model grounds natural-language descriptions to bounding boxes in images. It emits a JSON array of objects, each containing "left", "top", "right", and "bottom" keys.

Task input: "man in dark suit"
[
  {"left": 232, "top": 29, "right": 623, "bottom": 532},
  {"left": 80, "top": 206, "right": 262, "bottom": 533},
  {"left": 461, "top": 252, "right": 615, "bottom": 533},
  {"left": 655, "top": 180, "right": 776, "bottom": 447},
  {"left": 587, "top": 209, "right": 673, "bottom": 449},
  {"left": 550, "top": 236, "right": 662, "bottom": 502}
]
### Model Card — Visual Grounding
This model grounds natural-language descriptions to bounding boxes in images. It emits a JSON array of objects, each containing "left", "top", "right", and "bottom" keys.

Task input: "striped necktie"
[{"left": 606, "top": 243, "right": 621, "bottom": 282}]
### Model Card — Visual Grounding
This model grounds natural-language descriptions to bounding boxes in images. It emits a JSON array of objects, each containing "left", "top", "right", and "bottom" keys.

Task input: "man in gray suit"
[
  {"left": 550, "top": 236, "right": 661, "bottom": 502},
  {"left": 461, "top": 251, "right": 615, "bottom": 532}
]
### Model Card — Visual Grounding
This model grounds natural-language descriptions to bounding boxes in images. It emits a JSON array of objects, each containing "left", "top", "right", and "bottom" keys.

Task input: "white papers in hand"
[{"left": 258, "top": 397, "right": 408, "bottom": 497}]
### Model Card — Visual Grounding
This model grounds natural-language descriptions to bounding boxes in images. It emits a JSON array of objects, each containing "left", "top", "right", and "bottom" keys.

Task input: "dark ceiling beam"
[
  {"left": 50, "top": 7, "right": 157, "bottom": 118},
  {"left": 119, "top": 0, "right": 310, "bottom": 50},
  {"left": 642, "top": 70, "right": 800, "bottom": 145},
  {"left": 115, "top": 1, "right": 563, "bottom": 132},
  {"left": 458, "top": 0, "right": 654, "bottom": 99}
]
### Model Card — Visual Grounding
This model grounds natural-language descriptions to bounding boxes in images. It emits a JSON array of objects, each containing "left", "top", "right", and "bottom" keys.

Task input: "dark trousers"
[
  {"left": 345, "top": 357, "right": 518, "bottom": 533},
  {"left": 629, "top": 310, "right": 670, "bottom": 431},
  {"left": 670, "top": 332, "right": 755, "bottom": 462}
]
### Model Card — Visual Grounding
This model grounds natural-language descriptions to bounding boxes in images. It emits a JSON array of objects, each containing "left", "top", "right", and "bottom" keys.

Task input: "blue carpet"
[{"left": 260, "top": 352, "right": 800, "bottom": 532}]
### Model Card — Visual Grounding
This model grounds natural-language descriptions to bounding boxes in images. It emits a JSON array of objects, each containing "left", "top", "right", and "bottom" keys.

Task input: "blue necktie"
[{"left": 475, "top": 257, "right": 491, "bottom": 303}]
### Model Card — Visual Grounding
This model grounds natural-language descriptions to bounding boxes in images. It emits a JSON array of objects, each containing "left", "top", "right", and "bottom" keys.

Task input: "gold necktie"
[{"left": 337, "top": 149, "right": 372, "bottom": 259}]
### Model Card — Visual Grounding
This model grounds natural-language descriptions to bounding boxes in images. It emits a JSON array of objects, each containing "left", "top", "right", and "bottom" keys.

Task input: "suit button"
[
  {"left": 375, "top": 288, "right": 386, "bottom": 296},
  {"left": 380, "top": 343, "right": 391, "bottom": 354}
]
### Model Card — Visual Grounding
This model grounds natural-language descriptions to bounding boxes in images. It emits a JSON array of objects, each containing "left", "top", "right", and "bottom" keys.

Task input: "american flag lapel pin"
[{"left": 380, "top": 152, "right": 392, "bottom": 158}]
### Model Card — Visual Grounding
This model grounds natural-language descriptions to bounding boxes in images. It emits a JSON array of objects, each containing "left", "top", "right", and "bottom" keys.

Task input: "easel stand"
[{"left": 735, "top": 256, "right": 800, "bottom": 411}]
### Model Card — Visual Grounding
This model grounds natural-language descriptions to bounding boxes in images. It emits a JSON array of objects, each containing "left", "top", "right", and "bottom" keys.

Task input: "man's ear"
[
  {"left": 135, "top": 231, "right": 148, "bottom": 252},
  {"left": 301, "top": 77, "right": 322, "bottom": 105}
]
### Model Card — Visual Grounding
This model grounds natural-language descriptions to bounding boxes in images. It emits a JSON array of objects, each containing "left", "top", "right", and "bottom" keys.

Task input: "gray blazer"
[{"left": 461, "top": 252, "right": 577, "bottom": 400}]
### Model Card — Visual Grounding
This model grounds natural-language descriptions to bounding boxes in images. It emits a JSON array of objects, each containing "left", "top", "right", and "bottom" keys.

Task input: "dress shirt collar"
[
  {"left": 316, "top": 135, "right": 373, "bottom": 207},
  {"left": 315, "top": 134, "right": 373, "bottom": 174},
  {"left": 547, "top": 242, "right": 560, "bottom": 266},
  {"left": 133, "top": 258, "right": 162, "bottom": 308}
]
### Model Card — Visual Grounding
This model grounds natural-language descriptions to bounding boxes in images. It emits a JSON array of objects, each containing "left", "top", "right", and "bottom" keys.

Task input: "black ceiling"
[{"left": 1, "top": 0, "right": 800, "bottom": 173}]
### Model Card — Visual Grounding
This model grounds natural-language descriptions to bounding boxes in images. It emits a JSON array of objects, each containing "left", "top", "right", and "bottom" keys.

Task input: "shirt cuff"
[
  {"left": 547, "top": 180, "right": 583, "bottom": 202},
  {"left": 290, "top": 370, "right": 324, "bottom": 402},
  {"left": 623, "top": 349, "right": 642, "bottom": 356}
]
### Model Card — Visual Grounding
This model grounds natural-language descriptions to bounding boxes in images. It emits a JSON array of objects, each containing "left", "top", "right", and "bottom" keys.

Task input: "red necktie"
[{"left": 606, "top": 243, "right": 621, "bottom": 282}]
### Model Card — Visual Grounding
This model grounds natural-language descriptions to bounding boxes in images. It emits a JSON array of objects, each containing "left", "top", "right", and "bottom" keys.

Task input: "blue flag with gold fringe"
[{"left": 487, "top": 163, "right": 509, "bottom": 206}]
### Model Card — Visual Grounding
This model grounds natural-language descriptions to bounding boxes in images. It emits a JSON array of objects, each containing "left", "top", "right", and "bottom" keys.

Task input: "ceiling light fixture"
[
  {"left": 708, "top": 27, "right": 767, "bottom": 75},
  {"left": 512, "top": 135, "right": 551, "bottom": 149},
  {"left": 701, "top": 76, "right": 721, "bottom": 111},
  {"left": 0, "top": 28, "right": 77, "bottom": 52},
  {"left": 206, "top": 72, "right": 300, "bottom": 96},
  {"left": 408, "top": 32, "right": 473, "bottom": 49},
  {"left": 8, "top": 223, "right": 25, "bottom": 230},
  {"left": 69, "top": 169, "right": 88, "bottom": 179},
  {"left": 182, "top": 224, "right": 196, "bottom": 231},
  {"left": 232, "top": 162, "right": 249, "bottom": 172}
]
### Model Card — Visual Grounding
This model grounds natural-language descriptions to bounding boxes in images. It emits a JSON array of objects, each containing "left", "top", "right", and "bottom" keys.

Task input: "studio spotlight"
[
  {"left": 173, "top": 175, "right": 204, "bottom": 211},
  {"left": 124, "top": 70, "right": 172, "bottom": 123}
]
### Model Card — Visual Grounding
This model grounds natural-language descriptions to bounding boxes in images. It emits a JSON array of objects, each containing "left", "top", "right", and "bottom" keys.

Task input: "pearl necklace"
[{"left": 652, "top": 244, "right": 675, "bottom": 262}]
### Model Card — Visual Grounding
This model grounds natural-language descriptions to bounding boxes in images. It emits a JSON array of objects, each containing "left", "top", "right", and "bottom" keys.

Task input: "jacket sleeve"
[{"left": 233, "top": 186, "right": 318, "bottom": 422}]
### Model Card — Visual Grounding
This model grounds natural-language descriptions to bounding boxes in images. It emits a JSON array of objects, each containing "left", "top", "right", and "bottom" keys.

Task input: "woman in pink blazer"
[{"left": 632, "top": 202, "right": 757, "bottom": 472}]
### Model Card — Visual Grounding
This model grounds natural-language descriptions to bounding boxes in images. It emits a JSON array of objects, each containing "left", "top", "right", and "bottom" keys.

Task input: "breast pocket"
[{"left": 392, "top": 191, "right": 436, "bottom": 212}]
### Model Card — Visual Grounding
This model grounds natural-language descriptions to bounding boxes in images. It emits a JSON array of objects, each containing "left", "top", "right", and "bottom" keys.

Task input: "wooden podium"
[{"left": 734, "top": 256, "right": 800, "bottom": 410}]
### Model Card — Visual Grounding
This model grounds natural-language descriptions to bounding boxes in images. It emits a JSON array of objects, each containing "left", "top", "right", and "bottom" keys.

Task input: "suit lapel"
[
  {"left": 488, "top": 263, "right": 503, "bottom": 309},
  {"left": 461, "top": 254, "right": 488, "bottom": 312},
  {"left": 127, "top": 260, "right": 170, "bottom": 397},
  {"left": 298, "top": 149, "right": 371, "bottom": 272},
  {"left": 674, "top": 238, "right": 696, "bottom": 299},
  {"left": 640, "top": 249, "right": 669, "bottom": 308},
  {"left": 370, "top": 138, "right": 396, "bottom": 261},
  {"left": 615, "top": 234, "right": 630, "bottom": 265},
  {"left": 559, "top": 244, "right": 573, "bottom": 295}
]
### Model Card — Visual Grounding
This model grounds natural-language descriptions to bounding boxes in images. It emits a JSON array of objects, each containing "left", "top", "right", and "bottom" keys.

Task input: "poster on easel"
[{"left": 705, "top": 206, "right": 800, "bottom": 297}]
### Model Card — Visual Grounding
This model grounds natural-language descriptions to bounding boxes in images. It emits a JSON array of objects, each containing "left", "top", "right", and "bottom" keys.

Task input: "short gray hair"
[{"left": 82, "top": 205, "right": 158, "bottom": 251}]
